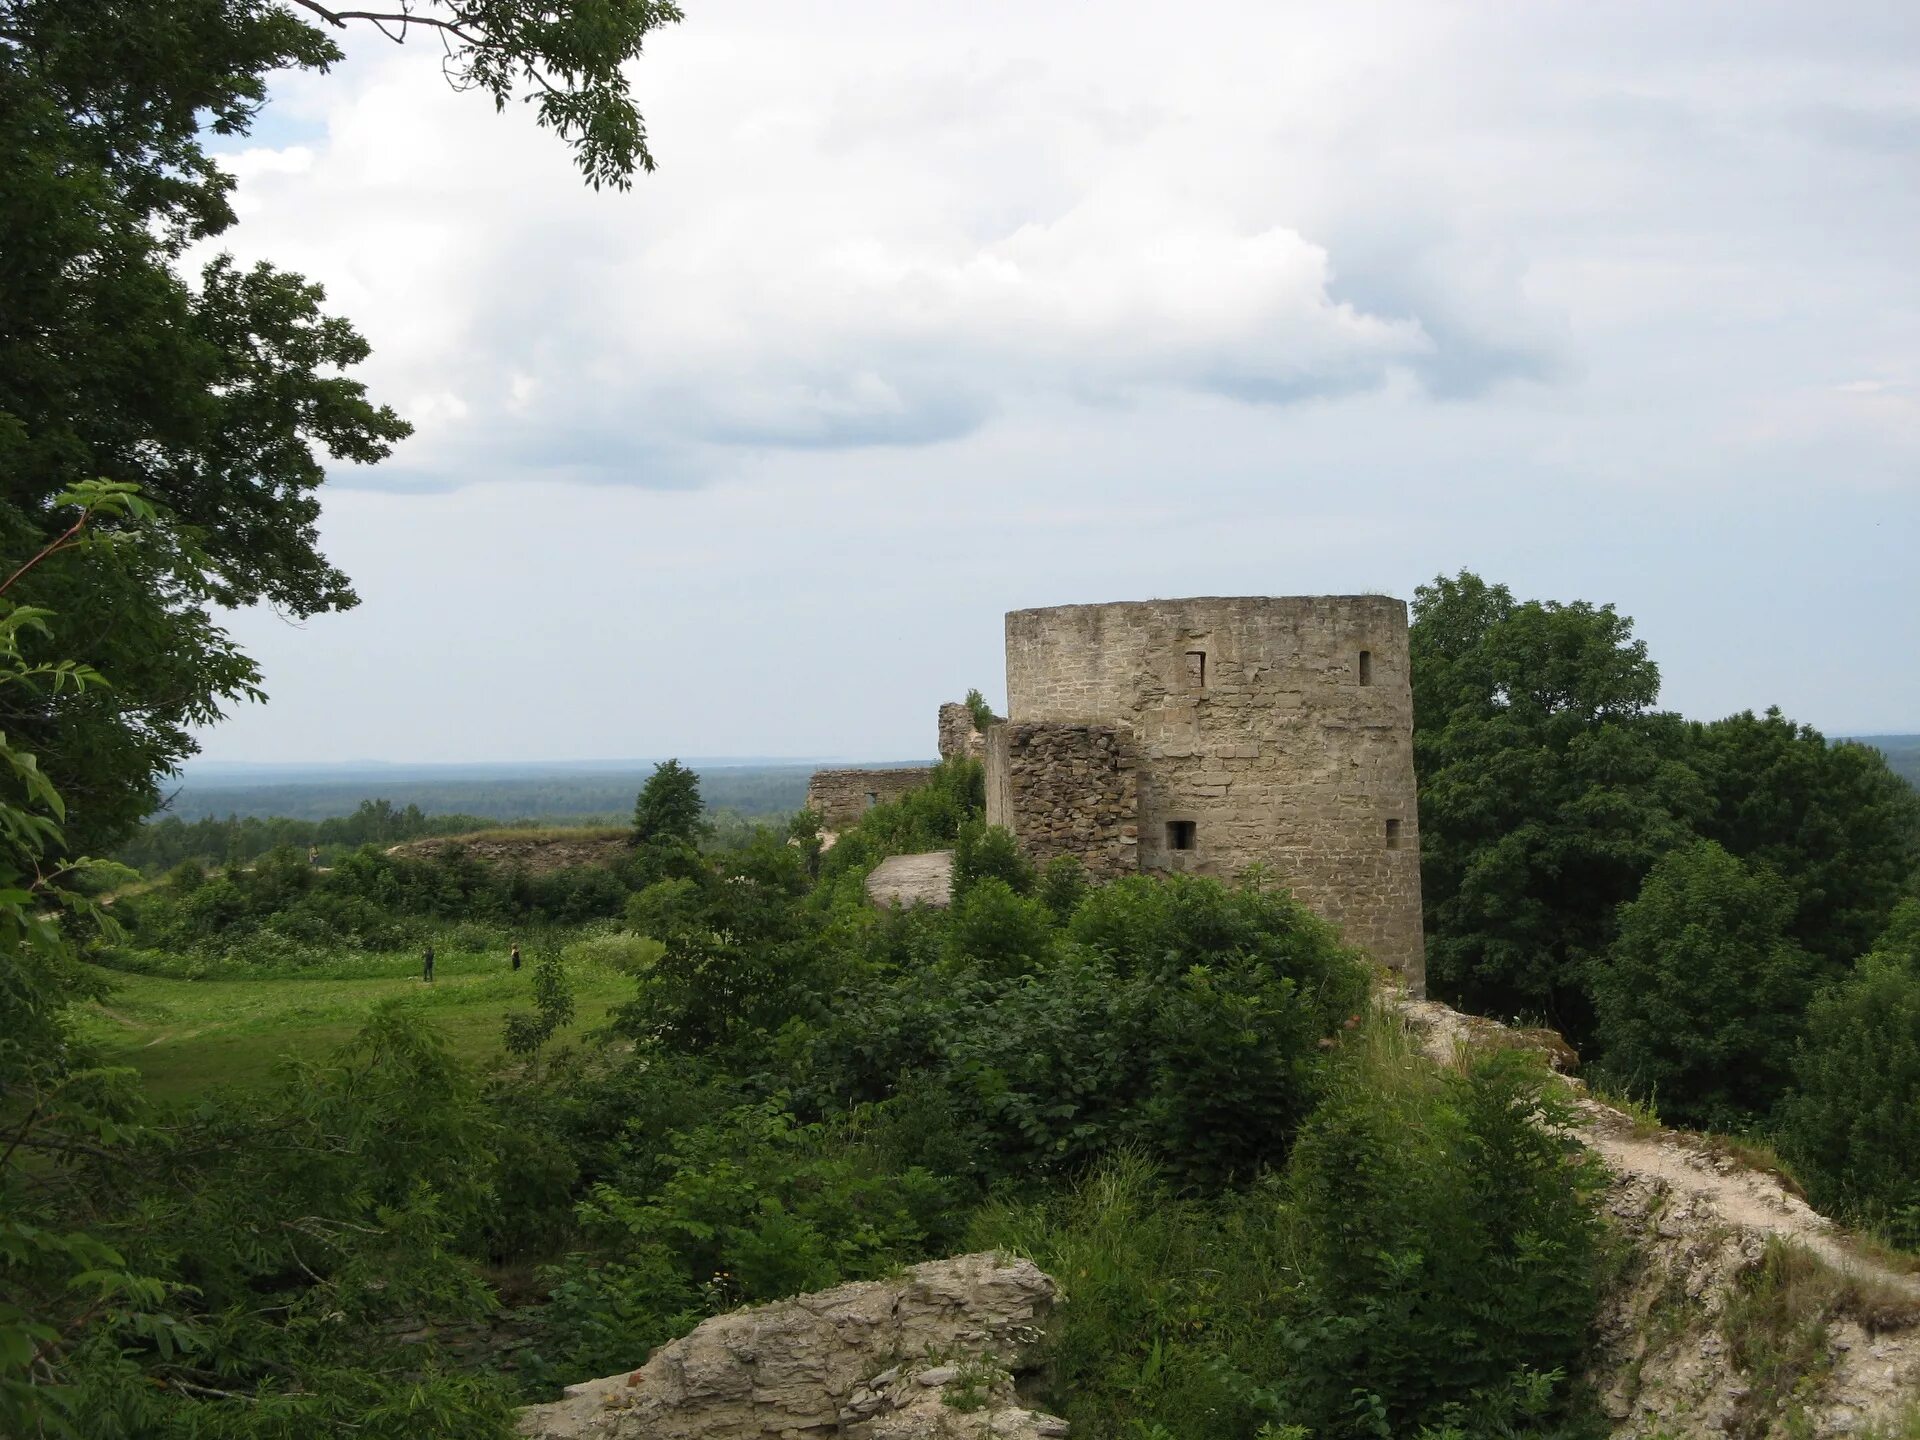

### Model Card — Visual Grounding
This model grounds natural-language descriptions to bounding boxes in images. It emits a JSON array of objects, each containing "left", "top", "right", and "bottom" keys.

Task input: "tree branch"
[{"left": 284, "top": 0, "right": 483, "bottom": 48}]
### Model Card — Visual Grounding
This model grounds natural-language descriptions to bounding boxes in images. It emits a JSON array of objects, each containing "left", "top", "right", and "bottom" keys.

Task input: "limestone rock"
[
  {"left": 516, "top": 1252, "right": 1061, "bottom": 1440},
  {"left": 865, "top": 851, "right": 954, "bottom": 910}
]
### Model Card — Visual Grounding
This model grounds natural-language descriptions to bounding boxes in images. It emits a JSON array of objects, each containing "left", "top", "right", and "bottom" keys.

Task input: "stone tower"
[{"left": 986, "top": 595, "right": 1424, "bottom": 990}]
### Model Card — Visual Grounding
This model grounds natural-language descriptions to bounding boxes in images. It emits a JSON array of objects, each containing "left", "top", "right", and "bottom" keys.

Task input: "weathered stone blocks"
[
  {"left": 805, "top": 767, "right": 938, "bottom": 833},
  {"left": 997, "top": 595, "right": 1425, "bottom": 991}
]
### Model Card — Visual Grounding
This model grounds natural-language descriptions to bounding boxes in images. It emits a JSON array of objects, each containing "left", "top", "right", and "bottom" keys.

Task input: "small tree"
[
  {"left": 1591, "top": 840, "right": 1818, "bottom": 1127},
  {"left": 503, "top": 948, "right": 577, "bottom": 1059},
  {"left": 964, "top": 688, "right": 997, "bottom": 733},
  {"left": 633, "top": 759, "right": 706, "bottom": 848},
  {"left": 1779, "top": 902, "right": 1920, "bottom": 1246}
]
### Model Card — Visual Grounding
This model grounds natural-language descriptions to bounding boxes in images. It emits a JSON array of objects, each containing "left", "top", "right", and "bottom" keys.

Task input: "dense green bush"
[
  {"left": 974, "top": 1028, "right": 1607, "bottom": 1440},
  {"left": 530, "top": 1102, "right": 954, "bottom": 1383},
  {"left": 1591, "top": 841, "right": 1819, "bottom": 1128},
  {"left": 951, "top": 819, "right": 1035, "bottom": 900},
  {"left": 1283, "top": 1043, "right": 1606, "bottom": 1438},
  {"left": 1779, "top": 902, "right": 1920, "bottom": 1247},
  {"left": 805, "top": 873, "right": 1371, "bottom": 1189},
  {"left": 52, "top": 1007, "right": 520, "bottom": 1437}
]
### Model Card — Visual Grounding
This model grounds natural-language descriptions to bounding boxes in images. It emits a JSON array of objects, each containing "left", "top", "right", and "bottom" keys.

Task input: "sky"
[{"left": 191, "top": 0, "right": 1920, "bottom": 763}]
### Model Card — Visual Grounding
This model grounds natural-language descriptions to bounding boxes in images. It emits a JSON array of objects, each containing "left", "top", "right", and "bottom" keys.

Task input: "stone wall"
[
  {"left": 1002, "top": 596, "right": 1424, "bottom": 990},
  {"left": 984, "top": 721, "right": 1139, "bottom": 880},
  {"left": 938, "top": 701, "right": 989, "bottom": 761},
  {"left": 805, "top": 767, "right": 938, "bottom": 832}
]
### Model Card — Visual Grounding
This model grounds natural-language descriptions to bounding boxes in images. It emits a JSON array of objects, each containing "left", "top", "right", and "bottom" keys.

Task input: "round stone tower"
[{"left": 1001, "top": 595, "right": 1424, "bottom": 989}]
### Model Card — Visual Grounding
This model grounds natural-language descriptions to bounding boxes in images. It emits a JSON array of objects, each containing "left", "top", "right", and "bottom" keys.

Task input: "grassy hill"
[{"left": 78, "top": 948, "right": 637, "bottom": 1100}]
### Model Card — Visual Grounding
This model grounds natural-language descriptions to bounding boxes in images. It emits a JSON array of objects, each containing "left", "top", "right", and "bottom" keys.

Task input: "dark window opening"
[
  {"left": 1359, "top": 650, "right": 1374, "bottom": 686},
  {"left": 1185, "top": 650, "right": 1207, "bottom": 687},
  {"left": 1167, "top": 820, "right": 1197, "bottom": 852},
  {"left": 1385, "top": 818, "right": 1401, "bottom": 849}
]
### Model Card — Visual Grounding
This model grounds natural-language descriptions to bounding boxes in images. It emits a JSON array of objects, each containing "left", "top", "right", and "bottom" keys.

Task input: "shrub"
[
  {"left": 532, "top": 1102, "right": 953, "bottom": 1383},
  {"left": 1779, "top": 905, "right": 1920, "bottom": 1248},
  {"left": 951, "top": 820, "right": 1035, "bottom": 900},
  {"left": 946, "top": 876, "right": 1055, "bottom": 977},
  {"left": 969, "top": 1153, "right": 1298, "bottom": 1440},
  {"left": 1591, "top": 840, "right": 1822, "bottom": 1128},
  {"left": 1036, "top": 855, "right": 1089, "bottom": 922},
  {"left": 810, "top": 874, "right": 1368, "bottom": 1188},
  {"left": 1278, "top": 1039, "right": 1606, "bottom": 1438},
  {"left": 562, "top": 929, "right": 663, "bottom": 973}
]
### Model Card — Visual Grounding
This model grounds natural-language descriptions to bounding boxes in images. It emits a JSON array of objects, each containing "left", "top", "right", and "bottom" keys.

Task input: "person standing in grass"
[
  {"left": 422, "top": 944, "right": 435, "bottom": 984},
  {"left": 509, "top": 943, "right": 522, "bottom": 972}
]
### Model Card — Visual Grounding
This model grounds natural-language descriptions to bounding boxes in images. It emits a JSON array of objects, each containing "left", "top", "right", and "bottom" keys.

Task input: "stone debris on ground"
[{"left": 515, "top": 1252, "right": 1063, "bottom": 1440}]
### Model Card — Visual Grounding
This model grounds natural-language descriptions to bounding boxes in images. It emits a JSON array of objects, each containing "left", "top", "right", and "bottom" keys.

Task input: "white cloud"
[{"left": 186, "top": 0, "right": 1920, "bottom": 761}]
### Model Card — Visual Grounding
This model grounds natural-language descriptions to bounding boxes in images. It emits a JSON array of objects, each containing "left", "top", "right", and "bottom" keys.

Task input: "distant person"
[
  {"left": 307, "top": 845, "right": 320, "bottom": 869},
  {"left": 510, "top": 943, "right": 522, "bottom": 972},
  {"left": 422, "top": 944, "right": 434, "bottom": 984}
]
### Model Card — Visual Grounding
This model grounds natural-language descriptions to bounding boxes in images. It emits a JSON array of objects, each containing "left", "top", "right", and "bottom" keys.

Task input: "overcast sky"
[{"left": 191, "top": 0, "right": 1919, "bottom": 764}]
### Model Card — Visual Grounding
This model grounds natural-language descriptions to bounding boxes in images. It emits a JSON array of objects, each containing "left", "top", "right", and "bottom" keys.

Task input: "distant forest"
[
  {"left": 156, "top": 764, "right": 846, "bottom": 824},
  {"left": 1856, "top": 734, "right": 1920, "bottom": 788},
  {"left": 113, "top": 763, "right": 929, "bottom": 872}
]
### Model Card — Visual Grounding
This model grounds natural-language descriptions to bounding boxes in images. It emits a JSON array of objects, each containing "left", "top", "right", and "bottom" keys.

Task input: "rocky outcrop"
[
  {"left": 865, "top": 851, "right": 955, "bottom": 910},
  {"left": 1397, "top": 993, "right": 1920, "bottom": 1439},
  {"left": 516, "top": 1252, "right": 1063, "bottom": 1440}
]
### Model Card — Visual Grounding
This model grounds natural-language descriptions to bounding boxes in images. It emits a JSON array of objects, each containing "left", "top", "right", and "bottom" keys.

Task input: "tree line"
[{"left": 1412, "top": 571, "right": 1920, "bottom": 1243}]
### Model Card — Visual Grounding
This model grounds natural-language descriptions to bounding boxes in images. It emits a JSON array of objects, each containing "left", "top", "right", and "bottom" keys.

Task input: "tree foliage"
[
  {"left": 0, "top": 0, "right": 677, "bottom": 856},
  {"left": 1779, "top": 902, "right": 1920, "bottom": 1247},
  {"left": 1591, "top": 840, "right": 1821, "bottom": 1128},
  {"left": 1410, "top": 571, "right": 1703, "bottom": 1034},
  {"left": 631, "top": 759, "right": 706, "bottom": 850},
  {"left": 1687, "top": 708, "right": 1920, "bottom": 972}
]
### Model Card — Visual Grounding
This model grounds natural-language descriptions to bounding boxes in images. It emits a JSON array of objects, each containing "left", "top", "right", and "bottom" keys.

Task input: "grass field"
[{"left": 78, "top": 949, "right": 637, "bottom": 1101}]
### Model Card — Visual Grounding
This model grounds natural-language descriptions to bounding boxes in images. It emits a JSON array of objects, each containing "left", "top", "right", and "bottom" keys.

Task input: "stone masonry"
[
  {"left": 994, "top": 596, "right": 1425, "bottom": 990},
  {"left": 805, "top": 767, "right": 938, "bottom": 833},
  {"left": 937, "top": 702, "right": 988, "bottom": 762},
  {"left": 984, "top": 722, "right": 1138, "bottom": 880}
]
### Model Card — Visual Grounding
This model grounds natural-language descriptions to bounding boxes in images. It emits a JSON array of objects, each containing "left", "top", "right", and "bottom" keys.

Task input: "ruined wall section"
[
  {"left": 805, "top": 767, "right": 938, "bottom": 833},
  {"left": 985, "top": 722, "right": 1139, "bottom": 880},
  {"left": 938, "top": 702, "right": 989, "bottom": 762},
  {"left": 1003, "top": 596, "right": 1424, "bottom": 989}
]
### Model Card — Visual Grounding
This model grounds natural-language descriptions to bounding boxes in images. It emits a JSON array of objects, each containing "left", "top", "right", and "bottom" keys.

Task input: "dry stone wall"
[
  {"left": 805, "top": 767, "right": 938, "bottom": 832},
  {"left": 984, "top": 722, "right": 1139, "bottom": 880},
  {"left": 1001, "top": 596, "right": 1424, "bottom": 989},
  {"left": 938, "top": 702, "right": 988, "bottom": 761}
]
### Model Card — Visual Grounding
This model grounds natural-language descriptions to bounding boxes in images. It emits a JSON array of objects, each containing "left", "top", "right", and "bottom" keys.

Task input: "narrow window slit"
[
  {"left": 1167, "top": 820, "right": 1197, "bottom": 852},
  {"left": 1385, "top": 818, "right": 1401, "bottom": 849},
  {"left": 1359, "top": 650, "right": 1374, "bottom": 686},
  {"left": 1185, "top": 650, "right": 1207, "bottom": 687}
]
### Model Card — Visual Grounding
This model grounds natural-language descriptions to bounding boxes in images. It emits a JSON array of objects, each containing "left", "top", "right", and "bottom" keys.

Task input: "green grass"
[{"left": 78, "top": 949, "right": 635, "bottom": 1100}]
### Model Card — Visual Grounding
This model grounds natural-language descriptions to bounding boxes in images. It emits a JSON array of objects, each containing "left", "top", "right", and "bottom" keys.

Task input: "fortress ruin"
[{"left": 814, "top": 595, "right": 1425, "bottom": 992}]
